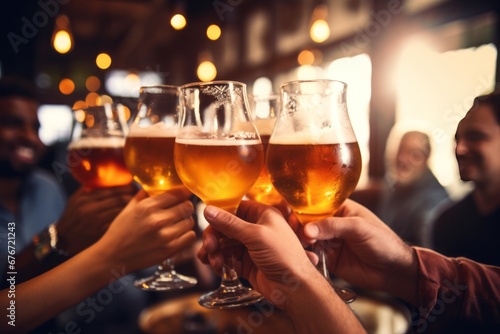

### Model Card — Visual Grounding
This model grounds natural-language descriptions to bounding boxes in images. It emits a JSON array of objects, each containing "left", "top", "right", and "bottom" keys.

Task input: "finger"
[
  {"left": 159, "top": 216, "right": 195, "bottom": 241},
  {"left": 202, "top": 226, "right": 220, "bottom": 254},
  {"left": 197, "top": 244, "right": 209, "bottom": 265},
  {"left": 149, "top": 200, "right": 195, "bottom": 228},
  {"left": 303, "top": 216, "right": 365, "bottom": 241},
  {"left": 287, "top": 212, "right": 303, "bottom": 234},
  {"left": 163, "top": 231, "right": 197, "bottom": 258},
  {"left": 152, "top": 188, "right": 193, "bottom": 209},
  {"left": 272, "top": 199, "right": 292, "bottom": 220},
  {"left": 305, "top": 250, "right": 319, "bottom": 266},
  {"left": 204, "top": 205, "right": 254, "bottom": 243},
  {"left": 129, "top": 189, "right": 149, "bottom": 204},
  {"left": 236, "top": 200, "right": 278, "bottom": 223},
  {"left": 208, "top": 252, "right": 223, "bottom": 274}
]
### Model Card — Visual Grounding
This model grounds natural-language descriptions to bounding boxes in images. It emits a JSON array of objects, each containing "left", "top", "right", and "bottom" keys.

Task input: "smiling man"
[
  {"left": 0, "top": 77, "right": 148, "bottom": 333},
  {"left": 429, "top": 90, "right": 500, "bottom": 266},
  {"left": 0, "top": 77, "right": 67, "bottom": 268}
]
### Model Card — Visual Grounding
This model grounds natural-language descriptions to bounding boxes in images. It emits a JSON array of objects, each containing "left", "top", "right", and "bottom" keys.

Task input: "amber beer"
[
  {"left": 267, "top": 141, "right": 362, "bottom": 224},
  {"left": 246, "top": 133, "right": 283, "bottom": 205},
  {"left": 174, "top": 139, "right": 264, "bottom": 213},
  {"left": 68, "top": 137, "right": 133, "bottom": 189},
  {"left": 124, "top": 128, "right": 183, "bottom": 196}
]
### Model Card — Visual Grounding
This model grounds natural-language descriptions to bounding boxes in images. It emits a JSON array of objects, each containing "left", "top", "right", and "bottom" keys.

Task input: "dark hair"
[
  {"left": 473, "top": 89, "right": 500, "bottom": 125},
  {"left": 0, "top": 76, "right": 40, "bottom": 102}
]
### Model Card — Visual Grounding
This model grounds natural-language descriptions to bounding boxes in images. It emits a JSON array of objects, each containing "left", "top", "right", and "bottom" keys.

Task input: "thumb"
[
  {"left": 204, "top": 206, "right": 249, "bottom": 243},
  {"left": 304, "top": 217, "right": 362, "bottom": 241}
]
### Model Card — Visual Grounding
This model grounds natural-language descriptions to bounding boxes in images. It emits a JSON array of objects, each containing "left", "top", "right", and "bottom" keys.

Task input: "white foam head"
[
  {"left": 68, "top": 137, "right": 125, "bottom": 149},
  {"left": 270, "top": 129, "right": 357, "bottom": 145},
  {"left": 128, "top": 123, "right": 178, "bottom": 137},
  {"left": 175, "top": 138, "right": 261, "bottom": 146}
]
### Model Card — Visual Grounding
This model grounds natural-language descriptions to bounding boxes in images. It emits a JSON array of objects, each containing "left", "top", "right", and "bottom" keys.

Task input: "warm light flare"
[
  {"left": 197, "top": 61, "right": 217, "bottom": 82},
  {"left": 207, "top": 24, "right": 221, "bottom": 40},
  {"left": 310, "top": 19, "right": 330, "bottom": 43},
  {"left": 171, "top": 14, "right": 186, "bottom": 30},
  {"left": 53, "top": 30, "right": 72, "bottom": 54},
  {"left": 96, "top": 53, "right": 112, "bottom": 70},
  {"left": 59, "top": 78, "right": 75, "bottom": 95}
]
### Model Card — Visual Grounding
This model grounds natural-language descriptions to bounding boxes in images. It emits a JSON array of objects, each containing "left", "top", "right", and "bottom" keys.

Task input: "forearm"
[
  {"left": 284, "top": 269, "right": 366, "bottom": 333},
  {"left": 410, "top": 247, "right": 500, "bottom": 332},
  {"left": 1, "top": 244, "right": 118, "bottom": 333},
  {"left": 5, "top": 244, "right": 65, "bottom": 287}
]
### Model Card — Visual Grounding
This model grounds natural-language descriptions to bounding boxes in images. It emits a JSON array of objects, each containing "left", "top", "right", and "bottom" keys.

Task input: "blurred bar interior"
[{"left": 1, "top": 0, "right": 499, "bottom": 198}]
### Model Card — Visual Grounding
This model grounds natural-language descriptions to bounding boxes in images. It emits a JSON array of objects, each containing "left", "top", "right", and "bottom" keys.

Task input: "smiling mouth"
[{"left": 15, "top": 146, "right": 36, "bottom": 162}]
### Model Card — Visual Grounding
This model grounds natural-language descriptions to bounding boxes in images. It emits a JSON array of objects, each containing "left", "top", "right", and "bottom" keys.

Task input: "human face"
[
  {"left": 455, "top": 103, "right": 500, "bottom": 186},
  {"left": 395, "top": 133, "right": 428, "bottom": 185},
  {"left": 0, "top": 96, "right": 45, "bottom": 178}
]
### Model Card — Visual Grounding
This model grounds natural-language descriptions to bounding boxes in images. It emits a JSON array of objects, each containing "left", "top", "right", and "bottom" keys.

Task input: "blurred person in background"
[
  {"left": 428, "top": 91, "right": 500, "bottom": 266},
  {"left": 375, "top": 126, "right": 449, "bottom": 246}
]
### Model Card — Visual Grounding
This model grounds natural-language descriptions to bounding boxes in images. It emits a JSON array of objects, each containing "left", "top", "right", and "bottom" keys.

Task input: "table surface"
[{"left": 139, "top": 291, "right": 410, "bottom": 334}]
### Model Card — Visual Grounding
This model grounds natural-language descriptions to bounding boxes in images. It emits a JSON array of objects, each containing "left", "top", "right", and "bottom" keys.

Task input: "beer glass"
[
  {"left": 124, "top": 85, "right": 197, "bottom": 291},
  {"left": 174, "top": 81, "right": 264, "bottom": 309},
  {"left": 267, "top": 79, "right": 362, "bottom": 303},
  {"left": 245, "top": 94, "right": 283, "bottom": 205},
  {"left": 68, "top": 103, "right": 133, "bottom": 189}
]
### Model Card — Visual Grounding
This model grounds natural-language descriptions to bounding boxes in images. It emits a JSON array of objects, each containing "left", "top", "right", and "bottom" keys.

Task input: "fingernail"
[
  {"left": 204, "top": 206, "right": 218, "bottom": 219},
  {"left": 306, "top": 224, "right": 319, "bottom": 238}
]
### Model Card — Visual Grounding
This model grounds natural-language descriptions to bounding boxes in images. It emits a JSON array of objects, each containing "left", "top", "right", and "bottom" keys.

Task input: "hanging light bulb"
[
  {"left": 310, "top": 5, "right": 330, "bottom": 44},
  {"left": 171, "top": 14, "right": 187, "bottom": 30},
  {"left": 52, "top": 15, "right": 74, "bottom": 54}
]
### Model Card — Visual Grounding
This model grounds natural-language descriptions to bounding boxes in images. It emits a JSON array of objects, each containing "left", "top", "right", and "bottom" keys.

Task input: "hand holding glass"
[{"left": 124, "top": 85, "right": 197, "bottom": 290}]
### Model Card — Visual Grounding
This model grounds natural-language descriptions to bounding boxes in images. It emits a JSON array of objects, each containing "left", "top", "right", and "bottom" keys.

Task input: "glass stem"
[
  {"left": 313, "top": 241, "right": 331, "bottom": 281},
  {"left": 158, "top": 258, "right": 176, "bottom": 275},
  {"left": 220, "top": 239, "right": 244, "bottom": 290}
]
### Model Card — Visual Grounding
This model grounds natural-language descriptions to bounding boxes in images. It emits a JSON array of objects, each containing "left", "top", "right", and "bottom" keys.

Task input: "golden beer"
[
  {"left": 68, "top": 137, "right": 133, "bottom": 189},
  {"left": 246, "top": 134, "right": 283, "bottom": 205},
  {"left": 174, "top": 139, "right": 264, "bottom": 212},
  {"left": 124, "top": 129, "right": 183, "bottom": 196},
  {"left": 267, "top": 142, "right": 361, "bottom": 224}
]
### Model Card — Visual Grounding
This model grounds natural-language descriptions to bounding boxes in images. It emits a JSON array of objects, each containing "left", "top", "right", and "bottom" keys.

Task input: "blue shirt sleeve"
[{"left": 0, "top": 169, "right": 67, "bottom": 281}]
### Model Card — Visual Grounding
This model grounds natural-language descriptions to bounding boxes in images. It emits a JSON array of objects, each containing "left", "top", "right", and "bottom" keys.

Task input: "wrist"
[
  {"left": 32, "top": 223, "right": 70, "bottom": 262},
  {"left": 282, "top": 265, "right": 331, "bottom": 312},
  {"left": 386, "top": 245, "right": 419, "bottom": 305}
]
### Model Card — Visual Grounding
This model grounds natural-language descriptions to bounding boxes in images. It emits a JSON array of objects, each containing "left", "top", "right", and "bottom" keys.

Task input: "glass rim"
[
  {"left": 139, "top": 84, "right": 179, "bottom": 91},
  {"left": 248, "top": 93, "right": 279, "bottom": 99},
  {"left": 71, "top": 102, "right": 124, "bottom": 112},
  {"left": 180, "top": 80, "right": 246, "bottom": 90},
  {"left": 280, "top": 79, "right": 347, "bottom": 90}
]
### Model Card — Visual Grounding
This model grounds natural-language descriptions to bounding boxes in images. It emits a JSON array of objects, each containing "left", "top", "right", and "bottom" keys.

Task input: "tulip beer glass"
[
  {"left": 174, "top": 81, "right": 264, "bottom": 309},
  {"left": 68, "top": 103, "right": 133, "bottom": 189},
  {"left": 124, "top": 85, "right": 197, "bottom": 291},
  {"left": 267, "top": 79, "right": 362, "bottom": 303},
  {"left": 245, "top": 94, "right": 283, "bottom": 205}
]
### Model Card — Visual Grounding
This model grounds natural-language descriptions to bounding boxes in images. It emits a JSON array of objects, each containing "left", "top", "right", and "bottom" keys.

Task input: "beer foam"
[
  {"left": 68, "top": 137, "right": 125, "bottom": 149},
  {"left": 128, "top": 124, "right": 178, "bottom": 137},
  {"left": 175, "top": 138, "right": 262, "bottom": 146},
  {"left": 270, "top": 130, "right": 357, "bottom": 145},
  {"left": 254, "top": 118, "right": 276, "bottom": 136}
]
